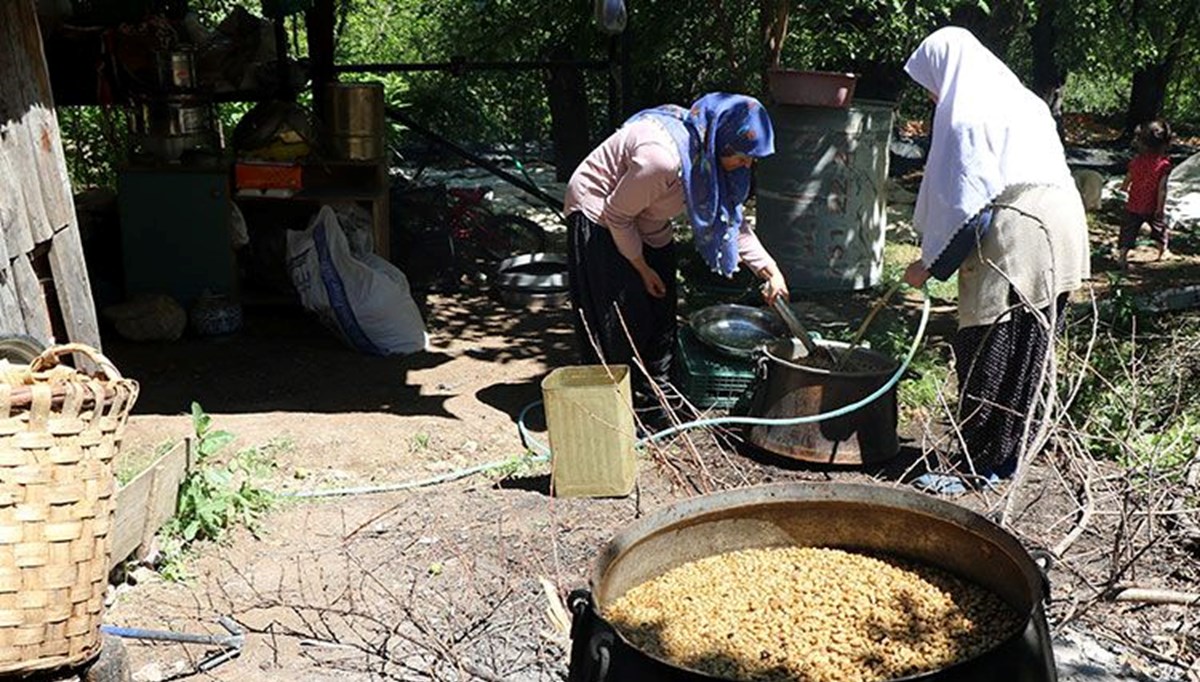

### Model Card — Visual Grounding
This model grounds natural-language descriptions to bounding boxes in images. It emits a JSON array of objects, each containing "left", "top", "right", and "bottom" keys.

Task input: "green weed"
[
  {"left": 409, "top": 432, "right": 431, "bottom": 453},
  {"left": 487, "top": 451, "right": 547, "bottom": 481},
  {"left": 155, "top": 403, "right": 280, "bottom": 580},
  {"left": 115, "top": 439, "right": 177, "bottom": 486}
]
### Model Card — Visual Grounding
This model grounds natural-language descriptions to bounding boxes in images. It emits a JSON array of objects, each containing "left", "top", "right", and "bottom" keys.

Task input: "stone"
[
  {"left": 1072, "top": 169, "right": 1106, "bottom": 211},
  {"left": 102, "top": 295, "right": 187, "bottom": 343},
  {"left": 84, "top": 636, "right": 132, "bottom": 682}
]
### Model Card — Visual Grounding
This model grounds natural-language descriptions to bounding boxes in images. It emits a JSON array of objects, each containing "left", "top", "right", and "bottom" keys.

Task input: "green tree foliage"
[
  {"left": 335, "top": 0, "right": 607, "bottom": 147},
  {"left": 777, "top": 0, "right": 958, "bottom": 101},
  {"left": 54, "top": 0, "right": 1200, "bottom": 190},
  {"left": 330, "top": 0, "right": 960, "bottom": 148},
  {"left": 1054, "top": 0, "right": 1200, "bottom": 126}
]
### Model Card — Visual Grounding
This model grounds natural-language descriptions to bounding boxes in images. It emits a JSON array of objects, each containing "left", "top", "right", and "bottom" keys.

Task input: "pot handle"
[
  {"left": 567, "top": 589, "right": 592, "bottom": 638},
  {"left": 1027, "top": 548, "right": 1054, "bottom": 601},
  {"left": 594, "top": 638, "right": 611, "bottom": 682},
  {"left": 567, "top": 589, "right": 614, "bottom": 682}
]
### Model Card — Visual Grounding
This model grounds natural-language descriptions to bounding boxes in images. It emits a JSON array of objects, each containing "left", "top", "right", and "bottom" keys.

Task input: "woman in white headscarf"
[{"left": 902, "top": 27, "right": 1090, "bottom": 492}]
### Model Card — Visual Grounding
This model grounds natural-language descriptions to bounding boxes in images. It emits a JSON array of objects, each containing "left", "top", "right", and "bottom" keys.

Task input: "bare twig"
[{"left": 1110, "top": 586, "right": 1200, "bottom": 607}]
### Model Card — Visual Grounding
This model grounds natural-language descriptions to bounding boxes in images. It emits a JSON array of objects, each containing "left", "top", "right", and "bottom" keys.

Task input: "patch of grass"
[
  {"left": 853, "top": 309, "right": 948, "bottom": 423},
  {"left": 1064, "top": 305, "right": 1200, "bottom": 473},
  {"left": 115, "top": 439, "right": 177, "bottom": 486}
]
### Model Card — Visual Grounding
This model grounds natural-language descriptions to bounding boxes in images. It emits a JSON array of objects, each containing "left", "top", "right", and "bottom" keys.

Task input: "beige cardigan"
[{"left": 957, "top": 183, "right": 1090, "bottom": 328}]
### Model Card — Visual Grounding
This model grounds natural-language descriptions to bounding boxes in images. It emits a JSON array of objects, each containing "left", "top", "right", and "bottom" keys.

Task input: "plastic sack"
[
  {"left": 594, "top": 0, "right": 626, "bottom": 34},
  {"left": 287, "top": 206, "right": 428, "bottom": 356}
]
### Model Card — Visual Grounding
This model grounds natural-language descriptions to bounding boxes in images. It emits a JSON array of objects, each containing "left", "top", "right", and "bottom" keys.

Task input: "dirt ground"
[{"left": 91, "top": 188, "right": 1200, "bottom": 681}]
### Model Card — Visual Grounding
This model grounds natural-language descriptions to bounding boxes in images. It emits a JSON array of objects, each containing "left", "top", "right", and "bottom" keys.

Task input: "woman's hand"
[
  {"left": 903, "top": 260, "right": 931, "bottom": 288},
  {"left": 632, "top": 258, "right": 667, "bottom": 298},
  {"left": 759, "top": 265, "right": 789, "bottom": 305}
]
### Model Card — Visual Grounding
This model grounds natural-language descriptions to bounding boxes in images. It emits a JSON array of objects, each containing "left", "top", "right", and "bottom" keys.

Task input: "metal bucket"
[
  {"left": 567, "top": 483, "right": 1056, "bottom": 682},
  {"left": 127, "top": 95, "right": 219, "bottom": 162},
  {"left": 745, "top": 338, "right": 898, "bottom": 465},
  {"left": 324, "top": 82, "right": 386, "bottom": 160},
  {"left": 756, "top": 100, "right": 894, "bottom": 291}
]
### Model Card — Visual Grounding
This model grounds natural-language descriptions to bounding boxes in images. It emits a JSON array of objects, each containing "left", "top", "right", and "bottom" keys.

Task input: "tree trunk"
[
  {"left": 710, "top": 0, "right": 740, "bottom": 77},
  {"left": 1124, "top": 63, "right": 1170, "bottom": 135},
  {"left": 546, "top": 44, "right": 592, "bottom": 182},
  {"left": 1123, "top": 0, "right": 1200, "bottom": 135},
  {"left": 759, "top": 0, "right": 789, "bottom": 93},
  {"left": 1029, "top": 0, "right": 1066, "bottom": 136}
]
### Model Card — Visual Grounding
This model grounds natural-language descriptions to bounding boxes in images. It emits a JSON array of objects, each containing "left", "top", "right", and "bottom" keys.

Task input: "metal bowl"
[
  {"left": 494, "top": 252, "right": 570, "bottom": 311},
  {"left": 689, "top": 304, "right": 786, "bottom": 358}
]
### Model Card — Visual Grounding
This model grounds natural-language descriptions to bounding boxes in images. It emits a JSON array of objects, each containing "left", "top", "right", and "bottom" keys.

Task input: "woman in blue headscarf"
[{"left": 564, "top": 92, "right": 789, "bottom": 424}]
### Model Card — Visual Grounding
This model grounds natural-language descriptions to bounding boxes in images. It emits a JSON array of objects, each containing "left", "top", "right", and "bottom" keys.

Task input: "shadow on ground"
[{"left": 103, "top": 290, "right": 575, "bottom": 417}]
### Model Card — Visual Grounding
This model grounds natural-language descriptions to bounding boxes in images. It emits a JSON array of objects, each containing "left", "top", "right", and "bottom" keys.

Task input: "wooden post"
[
  {"left": 307, "top": 0, "right": 336, "bottom": 121},
  {"left": 0, "top": 0, "right": 100, "bottom": 349}
]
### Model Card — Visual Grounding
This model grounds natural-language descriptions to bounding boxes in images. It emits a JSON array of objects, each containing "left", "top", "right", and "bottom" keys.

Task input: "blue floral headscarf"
[{"left": 627, "top": 92, "right": 775, "bottom": 277}]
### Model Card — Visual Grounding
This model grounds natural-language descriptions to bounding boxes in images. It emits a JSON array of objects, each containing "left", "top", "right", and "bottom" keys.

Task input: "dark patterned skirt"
[
  {"left": 566, "top": 212, "right": 678, "bottom": 409},
  {"left": 951, "top": 294, "right": 1067, "bottom": 476}
]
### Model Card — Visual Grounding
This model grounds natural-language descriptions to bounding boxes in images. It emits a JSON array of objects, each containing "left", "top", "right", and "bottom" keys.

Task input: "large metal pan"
[
  {"left": 568, "top": 482, "right": 1056, "bottom": 682},
  {"left": 688, "top": 304, "right": 785, "bottom": 358}
]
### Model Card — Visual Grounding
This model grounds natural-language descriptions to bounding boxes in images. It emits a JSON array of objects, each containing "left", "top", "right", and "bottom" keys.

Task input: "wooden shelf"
[
  {"left": 232, "top": 158, "right": 391, "bottom": 258},
  {"left": 235, "top": 187, "right": 384, "bottom": 202}
]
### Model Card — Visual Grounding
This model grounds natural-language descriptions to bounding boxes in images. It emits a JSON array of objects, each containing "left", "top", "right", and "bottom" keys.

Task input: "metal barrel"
[
  {"left": 324, "top": 82, "right": 386, "bottom": 160},
  {"left": 755, "top": 100, "right": 895, "bottom": 291}
]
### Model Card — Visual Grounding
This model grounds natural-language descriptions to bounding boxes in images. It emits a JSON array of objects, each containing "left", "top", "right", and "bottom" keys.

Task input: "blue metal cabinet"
[{"left": 118, "top": 166, "right": 237, "bottom": 306}]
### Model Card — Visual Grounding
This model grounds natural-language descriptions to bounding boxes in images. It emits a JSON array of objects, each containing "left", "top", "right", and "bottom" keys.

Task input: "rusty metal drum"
[{"left": 745, "top": 338, "right": 899, "bottom": 465}]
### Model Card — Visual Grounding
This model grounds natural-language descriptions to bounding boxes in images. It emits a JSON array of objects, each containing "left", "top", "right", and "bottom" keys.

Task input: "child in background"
[{"left": 1119, "top": 119, "right": 1173, "bottom": 268}]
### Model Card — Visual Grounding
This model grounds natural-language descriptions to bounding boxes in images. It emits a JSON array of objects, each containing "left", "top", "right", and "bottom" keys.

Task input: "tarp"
[{"left": 1167, "top": 151, "right": 1200, "bottom": 229}]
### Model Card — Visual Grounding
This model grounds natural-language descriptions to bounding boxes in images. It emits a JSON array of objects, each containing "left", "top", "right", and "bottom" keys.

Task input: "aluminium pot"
[
  {"left": 745, "top": 338, "right": 899, "bottom": 465},
  {"left": 567, "top": 483, "right": 1056, "bottom": 682},
  {"left": 127, "top": 95, "right": 219, "bottom": 162}
]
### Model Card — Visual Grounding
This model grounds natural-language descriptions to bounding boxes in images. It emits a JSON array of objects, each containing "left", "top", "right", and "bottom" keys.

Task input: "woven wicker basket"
[{"left": 0, "top": 344, "right": 138, "bottom": 675}]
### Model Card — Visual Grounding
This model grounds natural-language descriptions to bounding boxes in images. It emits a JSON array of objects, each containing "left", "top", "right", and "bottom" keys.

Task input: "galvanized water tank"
[{"left": 756, "top": 100, "right": 895, "bottom": 291}]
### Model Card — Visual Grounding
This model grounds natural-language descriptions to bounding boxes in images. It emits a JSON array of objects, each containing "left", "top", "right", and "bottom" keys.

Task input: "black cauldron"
[{"left": 568, "top": 483, "right": 1056, "bottom": 682}]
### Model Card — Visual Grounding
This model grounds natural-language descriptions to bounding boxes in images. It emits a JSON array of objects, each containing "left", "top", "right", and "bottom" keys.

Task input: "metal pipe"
[
  {"left": 101, "top": 617, "right": 245, "bottom": 672},
  {"left": 385, "top": 105, "right": 564, "bottom": 213},
  {"left": 337, "top": 59, "right": 609, "bottom": 74},
  {"left": 101, "top": 626, "right": 228, "bottom": 645},
  {"left": 101, "top": 617, "right": 243, "bottom": 648}
]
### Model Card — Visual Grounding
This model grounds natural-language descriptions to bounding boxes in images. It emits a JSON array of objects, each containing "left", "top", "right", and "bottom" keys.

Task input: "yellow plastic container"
[{"left": 542, "top": 365, "right": 637, "bottom": 498}]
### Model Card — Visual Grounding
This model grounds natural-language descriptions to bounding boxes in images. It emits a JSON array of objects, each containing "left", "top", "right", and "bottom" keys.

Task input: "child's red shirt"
[{"left": 1126, "top": 152, "right": 1171, "bottom": 214}]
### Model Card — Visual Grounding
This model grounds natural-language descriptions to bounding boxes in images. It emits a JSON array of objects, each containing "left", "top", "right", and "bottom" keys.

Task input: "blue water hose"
[
  {"left": 520, "top": 289, "right": 932, "bottom": 453},
  {"left": 283, "top": 289, "right": 930, "bottom": 499}
]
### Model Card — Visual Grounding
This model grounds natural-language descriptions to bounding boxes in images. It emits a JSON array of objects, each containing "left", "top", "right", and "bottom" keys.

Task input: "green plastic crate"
[{"left": 672, "top": 327, "right": 758, "bottom": 409}]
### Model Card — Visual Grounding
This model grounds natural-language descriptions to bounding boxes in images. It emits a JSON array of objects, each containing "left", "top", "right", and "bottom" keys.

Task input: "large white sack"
[{"left": 287, "top": 205, "right": 428, "bottom": 355}]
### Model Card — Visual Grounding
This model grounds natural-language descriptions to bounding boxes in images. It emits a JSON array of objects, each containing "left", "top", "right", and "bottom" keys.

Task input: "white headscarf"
[{"left": 904, "top": 27, "right": 1074, "bottom": 266}]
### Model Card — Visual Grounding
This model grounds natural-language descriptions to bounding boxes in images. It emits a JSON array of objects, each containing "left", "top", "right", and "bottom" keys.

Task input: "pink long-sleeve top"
[{"left": 563, "top": 118, "right": 778, "bottom": 275}]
